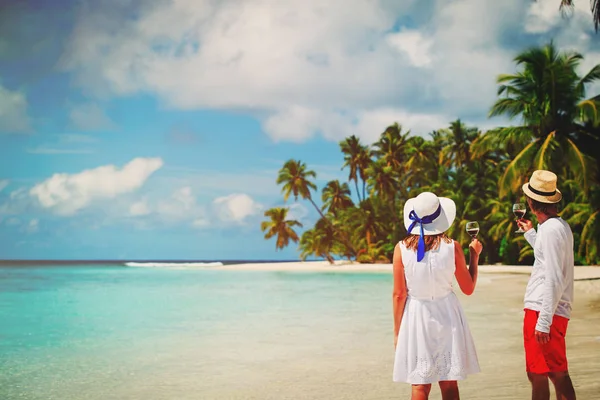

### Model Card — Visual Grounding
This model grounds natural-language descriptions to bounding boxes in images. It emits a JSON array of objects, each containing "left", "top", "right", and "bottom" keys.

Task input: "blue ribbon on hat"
[{"left": 407, "top": 205, "right": 442, "bottom": 262}]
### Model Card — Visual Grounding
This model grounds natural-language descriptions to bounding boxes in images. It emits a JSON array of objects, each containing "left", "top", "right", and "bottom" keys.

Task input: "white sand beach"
[
  {"left": 213, "top": 260, "right": 600, "bottom": 280},
  {"left": 201, "top": 261, "right": 600, "bottom": 399}
]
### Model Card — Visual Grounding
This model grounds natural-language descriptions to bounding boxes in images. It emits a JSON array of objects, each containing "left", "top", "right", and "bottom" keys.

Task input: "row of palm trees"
[{"left": 260, "top": 42, "right": 600, "bottom": 266}]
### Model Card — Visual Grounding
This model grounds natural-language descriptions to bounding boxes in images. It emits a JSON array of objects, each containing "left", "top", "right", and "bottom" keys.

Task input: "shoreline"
[{"left": 211, "top": 260, "right": 600, "bottom": 280}]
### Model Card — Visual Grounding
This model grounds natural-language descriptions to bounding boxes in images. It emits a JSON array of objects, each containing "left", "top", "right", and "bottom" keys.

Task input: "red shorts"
[{"left": 523, "top": 309, "right": 569, "bottom": 375}]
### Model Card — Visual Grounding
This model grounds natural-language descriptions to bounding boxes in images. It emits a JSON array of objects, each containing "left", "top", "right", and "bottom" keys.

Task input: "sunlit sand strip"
[{"left": 211, "top": 261, "right": 600, "bottom": 279}]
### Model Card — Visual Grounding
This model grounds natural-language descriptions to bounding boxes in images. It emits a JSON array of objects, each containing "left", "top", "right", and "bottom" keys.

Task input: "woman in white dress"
[{"left": 392, "top": 192, "right": 482, "bottom": 400}]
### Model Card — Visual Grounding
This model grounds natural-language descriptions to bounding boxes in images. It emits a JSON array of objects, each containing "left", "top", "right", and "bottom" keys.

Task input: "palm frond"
[{"left": 499, "top": 139, "right": 540, "bottom": 198}]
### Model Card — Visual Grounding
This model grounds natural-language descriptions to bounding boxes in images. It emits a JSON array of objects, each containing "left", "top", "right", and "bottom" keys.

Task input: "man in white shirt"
[{"left": 516, "top": 170, "right": 576, "bottom": 400}]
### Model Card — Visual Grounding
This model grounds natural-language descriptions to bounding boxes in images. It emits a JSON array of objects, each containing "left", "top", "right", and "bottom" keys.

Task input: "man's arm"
[
  {"left": 535, "top": 228, "right": 566, "bottom": 334},
  {"left": 522, "top": 223, "right": 537, "bottom": 247}
]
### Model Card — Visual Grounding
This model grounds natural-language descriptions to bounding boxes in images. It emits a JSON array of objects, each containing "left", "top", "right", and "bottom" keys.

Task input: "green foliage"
[{"left": 260, "top": 42, "right": 600, "bottom": 266}]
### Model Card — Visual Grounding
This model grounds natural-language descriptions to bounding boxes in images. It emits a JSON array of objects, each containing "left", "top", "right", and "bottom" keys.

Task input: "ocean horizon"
[{"left": 0, "top": 259, "right": 302, "bottom": 267}]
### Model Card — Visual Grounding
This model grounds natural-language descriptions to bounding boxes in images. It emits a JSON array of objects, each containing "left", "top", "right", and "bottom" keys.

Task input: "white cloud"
[
  {"left": 22, "top": 219, "right": 39, "bottom": 233},
  {"left": 191, "top": 217, "right": 210, "bottom": 229},
  {"left": 29, "top": 157, "right": 163, "bottom": 215},
  {"left": 286, "top": 203, "right": 310, "bottom": 223},
  {"left": 58, "top": 0, "right": 597, "bottom": 142},
  {"left": 125, "top": 186, "right": 262, "bottom": 229},
  {"left": 0, "top": 180, "right": 8, "bottom": 192},
  {"left": 263, "top": 107, "right": 449, "bottom": 142},
  {"left": 69, "top": 103, "right": 116, "bottom": 131},
  {"left": 129, "top": 199, "right": 151, "bottom": 216},
  {"left": 524, "top": 0, "right": 562, "bottom": 33},
  {"left": 155, "top": 186, "right": 197, "bottom": 221},
  {"left": 0, "top": 83, "right": 31, "bottom": 133},
  {"left": 386, "top": 29, "right": 433, "bottom": 68},
  {"left": 212, "top": 193, "right": 262, "bottom": 224}
]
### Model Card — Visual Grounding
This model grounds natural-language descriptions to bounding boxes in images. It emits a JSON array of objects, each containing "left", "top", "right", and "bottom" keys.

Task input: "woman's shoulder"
[{"left": 449, "top": 238, "right": 461, "bottom": 252}]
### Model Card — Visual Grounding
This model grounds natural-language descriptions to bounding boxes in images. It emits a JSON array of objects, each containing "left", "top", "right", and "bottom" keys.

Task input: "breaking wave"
[{"left": 123, "top": 262, "right": 224, "bottom": 268}]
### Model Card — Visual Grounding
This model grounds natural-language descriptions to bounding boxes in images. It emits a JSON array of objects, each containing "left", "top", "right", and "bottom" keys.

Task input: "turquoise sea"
[{"left": 0, "top": 263, "right": 392, "bottom": 400}]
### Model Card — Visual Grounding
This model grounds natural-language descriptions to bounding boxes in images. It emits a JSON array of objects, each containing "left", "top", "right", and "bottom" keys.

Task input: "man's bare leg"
[
  {"left": 528, "top": 372, "right": 550, "bottom": 400},
  {"left": 411, "top": 384, "right": 432, "bottom": 400},
  {"left": 548, "top": 371, "right": 576, "bottom": 400},
  {"left": 438, "top": 380, "right": 460, "bottom": 400}
]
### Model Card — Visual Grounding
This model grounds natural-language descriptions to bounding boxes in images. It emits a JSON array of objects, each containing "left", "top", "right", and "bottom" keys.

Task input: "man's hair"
[
  {"left": 403, "top": 233, "right": 453, "bottom": 252},
  {"left": 527, "top": 197, "right": 559, "bottom": 214}
]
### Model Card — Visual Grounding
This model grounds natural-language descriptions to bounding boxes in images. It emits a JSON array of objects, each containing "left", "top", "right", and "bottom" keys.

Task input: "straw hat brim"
[
  {"left": 403, "top": 197, "right": 456, "bottom": 235},
  {"left": 522, "top": 183, "right": 562, "bottom": 204}
]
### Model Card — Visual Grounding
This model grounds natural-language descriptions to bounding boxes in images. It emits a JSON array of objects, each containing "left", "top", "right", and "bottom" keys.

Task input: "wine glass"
[
  {"left": 513, "top": 203, "right": 527, "bottom": 233},
  {"left": 465, "top": 221, "right": 479, "bottom": 239}
]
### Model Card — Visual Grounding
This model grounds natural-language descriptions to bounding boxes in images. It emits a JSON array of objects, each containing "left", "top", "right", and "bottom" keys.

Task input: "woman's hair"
[
  {"left": 527, "top": 197, "right": 559, "bottom": 214},
  {"left": 402, "top": 233, "right": 453, "bottom": 252}
]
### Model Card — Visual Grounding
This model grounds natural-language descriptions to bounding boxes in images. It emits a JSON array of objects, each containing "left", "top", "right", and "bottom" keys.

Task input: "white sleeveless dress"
[{"left": 393, "top": 240, "right": 480, "bottom": 384}]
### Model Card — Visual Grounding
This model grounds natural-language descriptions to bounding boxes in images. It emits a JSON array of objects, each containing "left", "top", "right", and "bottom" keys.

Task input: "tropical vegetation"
[{"left": 260, "top": 42, "right": 600, "bottom": 266}]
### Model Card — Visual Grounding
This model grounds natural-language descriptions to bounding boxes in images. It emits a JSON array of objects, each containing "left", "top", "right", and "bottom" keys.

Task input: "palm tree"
[
  {"left": 475, "top": 42, "right": 600, "bottom": 198},
  {"left": 260, "top": 207, "right": 303, "bottom": 251},
  {"left": 340, "top": 135, "right": 371, "bottom": 202},
  {"left": 343, "top": 199, "right": 386, "bottom": 250},
  {"left": 372, "top": 123, "right": 409, "bottom": 169},
  {"left": 366, "top": 159, "right": 399, "bottom": 205},
  {"left": 561, "top": 182, "right": 600, "bottom": 264},
  {"left": 277, "top": 159, "right": 356, "bottom": 254},
  {"left": 299, "top": 219, "right": 337, "bottom": 263},
  {"left": 438, "top": 119, "right": 479, "bottom": 170},
  {"left": 277, "top": 159, "right": 318, "bottom": 205},
  {"left": 403, "top": 135, "right": 439, "bottom": 189},
  {"left": 321, "top": 180, "right": 354, "bottom": 215}
]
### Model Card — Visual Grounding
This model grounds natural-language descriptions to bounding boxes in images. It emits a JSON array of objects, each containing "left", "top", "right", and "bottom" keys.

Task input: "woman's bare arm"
[
  {"left": 392, "top": 243, "right": 408, "bottom": 348},
  {"left": 454, "top": 239, "right": 482, "bottom": 296}
]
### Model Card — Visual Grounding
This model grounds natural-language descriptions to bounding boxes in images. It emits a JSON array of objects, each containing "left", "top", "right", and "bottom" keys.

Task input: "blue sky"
[{"left": 1, "top": 0, "right": 599, "bottom": 260}]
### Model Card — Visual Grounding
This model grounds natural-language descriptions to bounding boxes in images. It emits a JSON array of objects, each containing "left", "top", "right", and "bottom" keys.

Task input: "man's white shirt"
[{"left": 523, "top": 217, "right": 574, "bottom": 333}]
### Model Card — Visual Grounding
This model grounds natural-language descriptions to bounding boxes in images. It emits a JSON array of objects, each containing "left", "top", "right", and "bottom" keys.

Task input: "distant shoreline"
[
  {"left": 1, "top": 259, "right": 598, "bottom": 280},
  {"left": 209, "top": 261, "right": 600, "bottom": 280}
]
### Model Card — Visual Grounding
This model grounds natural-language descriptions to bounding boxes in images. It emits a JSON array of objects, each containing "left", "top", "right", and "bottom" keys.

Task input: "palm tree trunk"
[
  {"left": 362, "top": 179, "right": 366, "bottom": 201},
  {"left": 324, "top": 252, "right": 335, "bottom": 264},
  {"left": 354, "top": 179, "right": 362, "bottom": 203}
]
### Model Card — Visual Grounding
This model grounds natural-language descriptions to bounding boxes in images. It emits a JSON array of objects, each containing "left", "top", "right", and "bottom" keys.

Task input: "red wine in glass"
[
  {"left": 513, "top": 209, "right": 526, "bottom": 219},
  {"left": 513, "top": 203, "right": 526, "bottom": 233},
  {"left": 465, "top": 221, "right": 479, "bottom": 238}
]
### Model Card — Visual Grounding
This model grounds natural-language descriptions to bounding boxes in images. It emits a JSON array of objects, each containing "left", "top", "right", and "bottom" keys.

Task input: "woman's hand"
[{"left": 469, "top": 238, "right": 483, "bottom": 256}]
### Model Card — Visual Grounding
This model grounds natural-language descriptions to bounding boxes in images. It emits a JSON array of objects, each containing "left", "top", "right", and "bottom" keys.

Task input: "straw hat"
[
  {"left": 522, "top": 170, "right": 562, "bottom": 204},
  {"left": 403, "top": 192, "right": 456, "bottom": 235}
]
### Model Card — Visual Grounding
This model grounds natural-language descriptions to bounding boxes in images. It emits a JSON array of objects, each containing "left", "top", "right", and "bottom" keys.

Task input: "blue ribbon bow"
[{"left": 407, "top": 205, "right": 442, "bottom": 262}]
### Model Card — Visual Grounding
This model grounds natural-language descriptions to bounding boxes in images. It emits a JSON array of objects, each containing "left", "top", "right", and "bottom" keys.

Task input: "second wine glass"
[{"left": 466, "top": 221, "right": 479, "bottom": 239}]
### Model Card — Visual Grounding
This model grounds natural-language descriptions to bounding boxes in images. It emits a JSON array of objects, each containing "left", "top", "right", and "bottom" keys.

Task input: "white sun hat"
[{"left": 403, "top": 192, "right": 457, "bottom": 236}]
